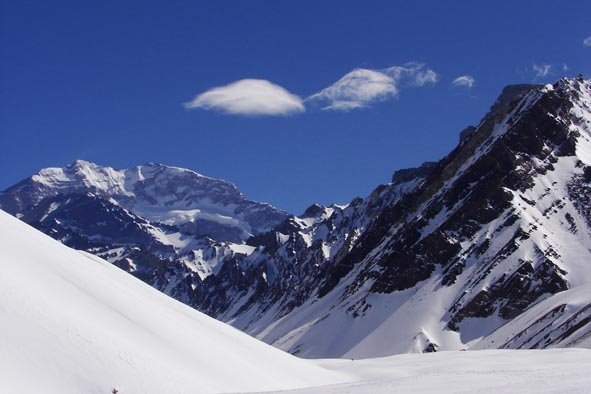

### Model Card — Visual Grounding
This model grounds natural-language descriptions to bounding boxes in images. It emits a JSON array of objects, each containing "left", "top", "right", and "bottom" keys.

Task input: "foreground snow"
[
  {"left": 256, "top": 349, "right": 591, "bottom": 394},
  {"left": 0, "top": 210, "right": 343, "bottom": 394}
]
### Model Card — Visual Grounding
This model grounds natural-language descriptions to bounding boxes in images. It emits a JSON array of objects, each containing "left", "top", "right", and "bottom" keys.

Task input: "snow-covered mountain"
[
  {"left": 4, "top": 76, "right": 591, "bottom": 359},
  {"left": 0, "top": 161, "right": 287, "bottom": 285},
  {"left": 0, "top": 209, "right": 344, "bottom": 394},
  {"left": 1, "top": 160, "right": 287, "bottom": 240},
  {"left": 228, "top": 76, "right": 591, "bottom": 358}
]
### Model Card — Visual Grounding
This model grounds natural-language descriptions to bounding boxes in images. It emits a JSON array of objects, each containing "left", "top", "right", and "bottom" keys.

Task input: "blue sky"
[{"left": 1, "top": 1, "right": 590, "bottom": 214}]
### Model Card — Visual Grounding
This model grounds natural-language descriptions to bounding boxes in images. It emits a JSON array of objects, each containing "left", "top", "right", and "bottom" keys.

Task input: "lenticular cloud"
[
  {"left": 307, "top": 63, "right": 438, "bottom": 111},
  {"left": 452, "top": 75, "right": 475, "bottom": 88},
  {"left": 307, "top": 68, "right": 398, "bottom": 111},
  {"left": 185, "top": 63, "right": 438, "bottom": 115},
  {"left": 184, "top": 79, "right": 305, "bottom": 116}
]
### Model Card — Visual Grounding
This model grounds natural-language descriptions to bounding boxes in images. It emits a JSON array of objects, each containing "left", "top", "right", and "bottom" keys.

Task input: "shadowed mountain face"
[{"left": 3, "top": 77, "right": 591, "bottom": 358}]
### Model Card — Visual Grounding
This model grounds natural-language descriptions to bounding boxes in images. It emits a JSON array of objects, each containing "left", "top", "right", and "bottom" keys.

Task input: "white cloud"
[
  {"left": 381, "top": 63, "right": 440, "bottom": 87},
  {"left": 408, "top": 68, "right": 439, "bottom": 86},
  {"left": 307, "top": 63, "right": 438, "bottom": 111},
  {"left": 584, "top": 36, "right": 591, "bottom": 46},
  {"left": 306, "top": 69, "right": 397, "bottom": 111},
  {"left": 452, "top": 75, "right": 475, "bottom": 88},
  {"left": 184, "top": 79, "right": 304, "bottom": 116},
  {"left": 533, "top": 64, "right": 552, "bottom": 78}
]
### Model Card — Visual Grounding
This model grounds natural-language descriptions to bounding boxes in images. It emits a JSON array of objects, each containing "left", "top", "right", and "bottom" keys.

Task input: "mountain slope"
[
  {"left": 242, "top": 77, "right": 591, "bottom": 357},
  {"left": 0, "top": 210, "right": 344, "bottom": 394},
  {"left": 185, "top": 77, "right": 591, "bottom": 358}
]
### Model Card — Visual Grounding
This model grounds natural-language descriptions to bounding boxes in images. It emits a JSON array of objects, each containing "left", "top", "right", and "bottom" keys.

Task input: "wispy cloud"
[
  {"left": 400, "top": 65, "right": 439, "bottom": 86},
  {"left": 584, "top": 36, "right": 591, "bottom": 46},
  {"left": 184, "top": 79, "right": 304, "bottom": 116},
  {"left": 306, "top": 69, "right": 397, "bottom": 111},
  {"left": 451, "top": 75, "right": 475, "bottom": 88},
  {"left": 306, "top": 63, "right": 438, "bottom": 111},
  {"left": 533, "top": 64, "right": 552, "bottom": 78}
]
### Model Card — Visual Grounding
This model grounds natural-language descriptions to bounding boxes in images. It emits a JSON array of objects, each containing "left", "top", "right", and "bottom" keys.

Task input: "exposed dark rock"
[
  {"left": 459, "top": 126, "right": 477, "bottom": 143},
  {"left": 391, "top": 162, "right": 437, "bottom": 184}
]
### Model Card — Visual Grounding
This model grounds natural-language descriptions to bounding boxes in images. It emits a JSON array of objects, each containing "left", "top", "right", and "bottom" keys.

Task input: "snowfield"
[
  {"left": 256, "top": 349, "right": 591, "bottom": 394},
  {"left": 0, "top": 210, "right": 344, "bottom": 394}
]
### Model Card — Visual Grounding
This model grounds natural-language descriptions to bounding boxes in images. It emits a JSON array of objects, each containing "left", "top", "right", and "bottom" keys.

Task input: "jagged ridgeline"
[{"left": 2, "top": 77, "right": 591, "bottom": 358}]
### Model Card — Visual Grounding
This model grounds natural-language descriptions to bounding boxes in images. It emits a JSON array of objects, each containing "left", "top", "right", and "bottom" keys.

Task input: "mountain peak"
[
  {"left": 21, "top": 160, "right": 235, "bottom": 201},
  {"left": 69, "top": 159, "right": 95, "bottom": 168},
  {"left": 1, "top": 161, "right": 289, "bottom": 242}
]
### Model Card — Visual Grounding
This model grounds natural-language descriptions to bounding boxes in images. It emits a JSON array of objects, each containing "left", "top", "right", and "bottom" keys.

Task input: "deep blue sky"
[{"left": 1, "top": 1, "right": 590, "bottom": 214}]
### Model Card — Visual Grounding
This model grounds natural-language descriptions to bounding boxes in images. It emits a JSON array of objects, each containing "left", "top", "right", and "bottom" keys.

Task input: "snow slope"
[
  {"left": 0, "top": 210, "right": 344, "bottom": 394},
  {"left": 255, "top": 349, "right": 591, "bottom": 394},
  {"left": 475, "top": 284, "right": 591, "bottom": 349}
]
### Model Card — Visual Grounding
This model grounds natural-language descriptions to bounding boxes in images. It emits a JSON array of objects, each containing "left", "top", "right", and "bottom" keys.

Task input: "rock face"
[{"left": 3, "top": 77, "right": 591, "bottom": 358}]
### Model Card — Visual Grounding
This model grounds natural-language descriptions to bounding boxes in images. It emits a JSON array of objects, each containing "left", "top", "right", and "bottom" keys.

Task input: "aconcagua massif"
[{"left": 2, "top": 76, "right": 591, "bottom": 358}]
